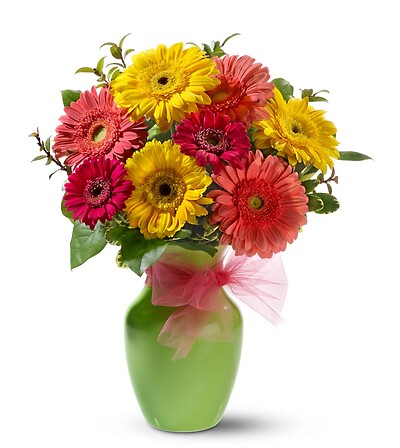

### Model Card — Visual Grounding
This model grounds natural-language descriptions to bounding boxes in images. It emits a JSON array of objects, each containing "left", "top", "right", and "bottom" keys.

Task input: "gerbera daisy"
[
  {"left": 110, "top": 42, "right": 220, "bottom": 133},
  {"left": 203, "top": 54, "right": 274, "bottom": 128},
  {"left": 253, "top": 88, "right": 339, "bottom": 173},
  {"left": 124, "top": 139, "right": 213, "bottom": 239},
  {"left": 172, "top": 109, "right": 251, "bottom": 174},
  {"left": 53, "top": 87, "right": 147, "bottom": 167},
  {"left": 64, "top": 156, "right": 134, "bottom": 230},
  {"left": 208, "top": 151, "right": 308, "bottom": 258}
]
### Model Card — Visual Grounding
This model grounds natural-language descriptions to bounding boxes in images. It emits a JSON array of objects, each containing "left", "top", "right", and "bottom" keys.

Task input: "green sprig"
[
  {"left": 188, "top": 33, "right": 240, "bottom": 58},
  {"left": 30, "top": 129, "right": 71, "bottom": 178}
]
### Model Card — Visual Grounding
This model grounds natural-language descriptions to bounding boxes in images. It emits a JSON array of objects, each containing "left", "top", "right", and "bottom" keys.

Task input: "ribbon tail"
[
  {"left": 158, "top": 306, "right": 211, "bottom": 361},
  {"left": 225, "top": 283, "right": 284, "bottom": 325},
  {"left": 223, "top": 252, "right": 288, "bottom": 326}
]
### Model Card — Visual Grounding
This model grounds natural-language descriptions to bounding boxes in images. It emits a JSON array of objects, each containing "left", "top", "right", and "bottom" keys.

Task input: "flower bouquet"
[{"left": 31, "top": 34, "right": 370, "bottom": 432}]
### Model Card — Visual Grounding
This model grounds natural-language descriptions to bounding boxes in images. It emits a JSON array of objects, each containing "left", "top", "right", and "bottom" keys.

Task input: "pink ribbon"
[{"left": 145, "top": 248, "right": 288, "bottom": 360}]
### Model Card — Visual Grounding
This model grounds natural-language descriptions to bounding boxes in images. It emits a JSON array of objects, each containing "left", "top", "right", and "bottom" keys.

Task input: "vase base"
[{"left": 149, "top": 419, "right": 221, "bottom": 433}]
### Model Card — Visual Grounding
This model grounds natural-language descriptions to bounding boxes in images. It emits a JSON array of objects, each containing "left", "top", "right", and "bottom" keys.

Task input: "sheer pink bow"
[{"left": 145, "top": 249, "right": 288, "bottom": 360}]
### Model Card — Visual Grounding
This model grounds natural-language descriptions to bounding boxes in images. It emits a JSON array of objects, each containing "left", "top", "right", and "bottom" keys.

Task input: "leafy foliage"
[
  {"left": 31, "top": 34, "right": 373, "bottom": 278},
  {"left": 188, "top": 33, "right": 240, "bottom": 58},
  {"left": 307, "top": 192, "right": 340, "bottom": 214},
  {"left": 66, "top": 217, "right": 219, "bottom": 276},
  {"left": 272, "top": 78, "right": 294, "bottom": 101},
  {"left": 70, "top": 221, "right": 107, "bottom": 269},
  {"left": 61, "top": 90, "right": 81, "bottom": 107},
  {"left": 75, "top": 33, "right": 135, "bottom": 87},
  {"left": 29, "top": 129, "right": 71, "bottom": 178},
  {"left": 300, "top": 88, "right": 330, "bottom": 102},
  {"left": 339, "top": 151, "right": 372, "bottom": 161}
]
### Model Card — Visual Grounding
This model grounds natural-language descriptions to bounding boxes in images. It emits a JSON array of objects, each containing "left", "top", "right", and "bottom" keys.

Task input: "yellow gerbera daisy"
[
  {"left": 124, "top": 139, "right": 213, "bottom": 239},
  {"left": 110, "top": 43, "right": 220, "bottom": 133},
  {"left": 253, "top": 88, "right": 339, "bottom": 173}
]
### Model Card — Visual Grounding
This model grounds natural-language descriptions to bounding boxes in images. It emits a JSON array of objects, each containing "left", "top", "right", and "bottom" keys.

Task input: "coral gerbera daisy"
[
  {"left": 208, "top": 151, "right": 309, "bottom": 258},
  {"left": 172, "top": 109, "right": 251, "bottom": 174},
  {"left": 124, "top": 139, "right": 213, "bottom": 239},
  {"left": 203, "top": 54, "right": 274, "bottom": 128},
  {"left": 253, "top": 88, "right": 339, "bottom": 173},
  {"left": 53, "top": 87, "right": 147, "bottom": 167},
  {"left": 64, "top": 156, "right": 134, "bottom": 230},
  {"left": 110, "top": 43, "right": 220, "bottom": 133}
]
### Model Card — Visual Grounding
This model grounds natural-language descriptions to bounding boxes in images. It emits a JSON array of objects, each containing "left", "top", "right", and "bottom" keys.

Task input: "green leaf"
[
  {"left": 70, "top": 221, "right": 107, "bottom": 269},
  {"left": 124, "top": 48, "right": 135, "bottom": 59},
  {"left": 339, "top": 151, "right": 372, "bottom": 161},
  {"left": 172, "top": 241, "right": 217, "bottom": 257},
  {"left": 307, "top": 194, "right": 324, "bottom": 212},
  {"left": 96, "top": 56, "right": 106, "bottom": 73},
  {"left": 315, "top": 193, "right": 340, "bottom": 214},
  {"left": 308, "top": 193, "right": 340, "bottom": 214},
  {"left": 147, "top": 125, "right": 171, "bottom": 142},
  {"left": 272, "top": 78, "right": 294, "bottom": 101},
  {"left": 301, "top": 88, "right": 313, "bottom": 99},
  {"left": 308, "top": 96, "right": 328, "bottom": 102},
  {"left": 221, "top": 32, "right": 240, "bottom": 47},
  {"left": 100, "top": 41, "right": 117, "bottom": 49},
  {"left": 119, "top": 33, "right": 131, "bottom": 48},
  {"left": 106, "top": 62, "right": 124, "bottom": 68},
  {"left": 61, "top": 89, "right": 81, "bottom": 107},
  {"left": 110, "top": 44, "right": 123, "bottom": 60},
  {"left": 49, "top": 169, "right": 61, "bottom": 180},
  {"left": 120, "top": 230, "right": 169, "bottom": 276},
  {"left": 116, "top": 250, "right": 128, "bottom": 268},
  {"left": 302, "top": 179, "right": 320, "bottom": 194},
  {"left": 104, "top": 222, "right": 130, "bottom": 245},
  {"left": 61, "top": 198, "right": 74, "bottom": 221},
  {"left": 31, "top": 155, "right": 47, "bottom": 162},
  {"left": 75, "top": 67, "right": 96, "bottom": 74},
  {"left": 170, "top": 229, "right": 192, "bottom": 240},
  {"left": 107, "top": 66, "right": 119, "bottom": 79},
  {"left": 110, "top": 69, "right": 120, "bottom": 81},
  {"left": 298, "top": 164, "right": 319, "bottom": 181},
  {"left": 203, "top": 43, "right": 212, "bottom": 55},
  {"left": 44, "top": 137, "right": 51, "bottom": 151}
]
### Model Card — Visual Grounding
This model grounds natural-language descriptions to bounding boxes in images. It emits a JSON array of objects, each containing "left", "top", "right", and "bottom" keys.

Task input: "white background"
[{"left": 1, "top": 1, "right": 399, "bottom": 447}]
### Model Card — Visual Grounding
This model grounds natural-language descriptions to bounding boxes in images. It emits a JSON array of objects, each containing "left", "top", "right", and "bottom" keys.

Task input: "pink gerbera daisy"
[
  {"left": 64, "top": 156, "right": 134, "bottom": 230},
  {"left": 204, "top": 55, "right": 274, "bottom": 128},
  {"left": 172, "top": 109, "right": 251, "bottom": 174},
  {"left": 208, "top": 151, "right": 309, "bottom": 258},
  {"left": 53, "top": 87, "right": 147, "bottom": 167}
]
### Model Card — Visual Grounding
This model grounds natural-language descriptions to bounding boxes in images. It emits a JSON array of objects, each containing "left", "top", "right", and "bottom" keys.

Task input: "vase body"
[{"left": 124, "top": 246, "right": 243, "bottom": 432}]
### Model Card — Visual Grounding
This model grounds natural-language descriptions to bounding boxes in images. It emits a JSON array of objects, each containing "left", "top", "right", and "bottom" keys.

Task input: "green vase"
[{"left": 124, "top": 246, "right": 243, "bottom": 432}]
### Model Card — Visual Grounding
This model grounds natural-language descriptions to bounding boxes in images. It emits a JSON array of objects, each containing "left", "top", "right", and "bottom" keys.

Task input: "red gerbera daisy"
[
  {"left": 208, "top": 151, "right": 309, "bottom": 258},
  {"left": 64, "top": 156, "right": 134, "bottom": 230},
  {"left": 172, "top": 109, "right": 251, "bottom": 174},
  {"left": 204, "top": 55, "right": 274, "bottom": 128},
  {"left": 53, "top": 87, "right": 147, "bottom": 167}
]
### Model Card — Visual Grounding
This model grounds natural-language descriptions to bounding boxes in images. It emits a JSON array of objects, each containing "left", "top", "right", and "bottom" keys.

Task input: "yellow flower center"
[
  {"left": 248, "top": 195, "right": 264, "bottom": 210},
  {"left": 150, "top": 70, "right": 177, "bottom": 93},
  {"left": 285, "top": 117, "right": 306, "bottom": 138},
  {"left": 92, "top": 125, "right": 107, "bottom": 142},
  {"left": 144, "top": 170, "right": 187, "bottom": 211}
]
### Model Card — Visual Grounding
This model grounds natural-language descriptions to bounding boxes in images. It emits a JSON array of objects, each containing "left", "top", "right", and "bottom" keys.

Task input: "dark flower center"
[
  {"left": 195, "top": 128, "right": 230, "bottom": 155},
  {"left": 159, "top": 183, "right": 172, "bottom": 196},
  {"left": 145, "top": 170, "right": 187, "bottom": 211},
  {"left": 84, "top": 177, "right": 112, "bottom": 208},
  {"left": 158, "top": 76, "right": 169, "bottom": 85}
]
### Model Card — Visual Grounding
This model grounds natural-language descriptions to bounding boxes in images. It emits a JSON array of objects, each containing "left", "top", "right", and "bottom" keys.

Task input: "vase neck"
[{"left": 160, "top": 244, "right": 227, "bottom": 269}]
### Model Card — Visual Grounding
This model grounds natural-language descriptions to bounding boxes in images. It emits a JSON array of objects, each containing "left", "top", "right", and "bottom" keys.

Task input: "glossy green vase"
[{"left": 124, "top": 247, "right": 243, "bottom": 432}]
